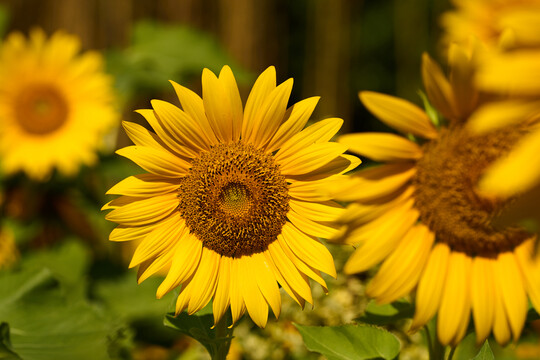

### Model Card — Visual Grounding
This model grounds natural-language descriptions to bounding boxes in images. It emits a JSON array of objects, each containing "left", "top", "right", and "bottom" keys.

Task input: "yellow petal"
[
  {"left": 410, "top": 243, "right": 450, "bottom": 332},
  {"left": 276, "top": 118, "right": 344, "bottom": 161},
  {"left": 262, "top": 251, "right": 305, "bottom": 308},
  {"left": 287, "top": 211, "right": 340, "bottom": 239},
  {"left": 170, "top": 80, "right": 219, "bottom": 146},
  {"left": 135, "top": 109, "right": 198, "bottom": 158},
  {"left": 109, "top": 224, "right": 157, "bottom": 242},
  {"left": 105, "top": 194, "right": 178, "bottom": 226},
  {"left": 244, "top": 77, "right": 293, "bottom": 148},
  {"left": 437, "top": 251, "right": 471, "bottom": 346},
  {"left": 116, "top": 146, "right": 190, "bottom": 178},
  {"left": 471, "top": 257, "right": 496, "bottom": 344},
  {"left": 288, "top": 179, "right": 335, "bottom": 202},
  {"left": 493, "top": 275, "right": 512, "bottom": 346},
  {"left": 287, "top": 154, "right": 361, "bottom": 182},
  {"left": 202, "top": 68, "right": 234, "bottom": 143},
  {"left": 332, "top": 163, "right": 416, "bottom": 202},
  {"left": 151, "top": 99, "right": 210, "bottom": 152},
  {"left": 448, "top": 43, "right": 478, "bottom": 119},
  {"left": 218, "top": 66, "right": 243, "bottom": 141},
  {"left": 212, "top": 256, "right": 231, "bottom": 326},
  {"left": 368, "top": 224, "right": 434, "bottom": 303},
  {"left": 122, "top": 121, "right": 168, "bottom": 151},
  {"left": 137, "top": 249, "right": 176, "bottom": 284},
  {"left": 129, "top": 214, "right": 186, "bottom": 267},
  {"left": 280, "top": 222, "right": 336, "bottom": 278},
  {"left": 289, "top": 199, "right": 344, "bottom": 222},
  {"left": 515, "top": 239, "right": 540, "bottom": 313},
  {"left": 422, "top": 52, "right": 457, "bottom": 121},
  {"left": 479, "top": 129, "right": 540, "bottom": 197},
  {"left": 495, "top": 252, "right": 527, "bottom": 341},
  {"left": 267, "top": 241, "right": 313, "bottom": 304},
  {"left": 276, "top": 236, "right": 329, "bottom": 293},
  {"left": 467, "top": 100, "right": 540, "bottom": 134},
  {"left": 266, "top": 97, "right": 320, "bottom": 153},
  {"left": 107, "top": 174, "right": 179, "bottom": 197},
  {"left": 156, "top": 233, "right": 202, "bottom": 299},
  {"left": 243, "top": 67, "right": 277, "bottom": 141},
  {"left": 278, "top": 142, "right": 347, "bottom": 175},
  {"left": 229, "top": 258, "right": 246, "bottom": 325},
  {"left": 186, "top": 247, "right": 220, "bottom": 314},
  {"left": 477, "top": 49, "right": 540, "bottom": 95},
  {"left": 251, "top": 253, "right": 281, "bottom": 319},
  {"left": 339, "top": 132, "right": 422, "bottom": 162},
  {"left": 359, "top": 91, "right": 437, "bottom": 139},
  {"left": 343, "top": 201, "right": 418, "bottom": 274}
]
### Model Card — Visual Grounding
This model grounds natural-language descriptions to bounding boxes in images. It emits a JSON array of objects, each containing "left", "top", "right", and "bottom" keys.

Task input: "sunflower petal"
[
  {"left": 156, "top": 233, "right": 202, "bottom": 299},
  {"left": 471, "top": 257, "right": 495, "bottom": 344},
  {"left": 116, "top": 146, "right": 190, "bottom": 178},
  {"left": 437, "top": 251, "right": 471, "bottom": 346},
  {"left": 105, "top": 194, "right": 178, "bottom": 226},
  {"left": 360, "top": 91, "right": 437, "bottom": 139},
  {"left": 278, "top": 142, "right": 347, "bottom": 175},
  {"left": 339, "top": 132, "right": 422, "bottom": 162},
  {"left": 422, "top": 52, "right": 457, "bottom": 121},
  {"left": 281, "top": 222, "right": 336, "bottom": 278},
  {"left": 244, "top": 78, "right": 293, "bottom": 148},
  {"left": 243, "top": 67, "right": 277, "bottom": 140},
  {"left": 266, "top": 97, "right": 320, "bottom": 153},
  {"left": 107, "top": 174, "right": 179, "bottom": 197},
  {"left": 202, "top": 68, "right": 234, "bottom": 143},
  {"left": 213, "top": 255, "right": 232, "bottom": 326},
  {"left": 410, "top": 243, "right": 450, "bottom": 332},
  {"left": 170, "top": 80, "right": 219, "bottom": 146},
  {"left": 276, "top": 118, "right": 344, "bottom": 161}
]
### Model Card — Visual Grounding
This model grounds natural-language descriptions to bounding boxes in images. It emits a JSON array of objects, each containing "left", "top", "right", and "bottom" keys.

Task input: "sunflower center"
[
  {"left": 177, "top": 142, "right": 289, "bottom": 257},
  {"left": 413, "top": 126, "right": 530, "bottom": 257},
  {"left": 14, "top": 84, "right": 68, "bottom": 135}
]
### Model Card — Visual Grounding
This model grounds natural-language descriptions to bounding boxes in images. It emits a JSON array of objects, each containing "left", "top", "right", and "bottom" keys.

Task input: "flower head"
[
  {"left": 335, "top": 50, "right": 540, "bottom": 346},
  {"left": 104, "top": 66, "right": 359, "bottom": 327},
  {"left": 0, "top": 29, "right": 118, "bottom": 180}
]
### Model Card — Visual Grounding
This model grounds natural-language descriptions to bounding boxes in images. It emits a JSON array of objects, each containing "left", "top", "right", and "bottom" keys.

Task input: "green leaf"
[
  {"left": 94, "top": 272, "right": 175, "bottom": 321},
  {"left": 164, "top": 304, "right": 232, "bottom": 358},
  {"left": 359, "top": 299, "right": 414, "bottom": 325},
  {"left": 295, "top": 323, "right": 400, "bottom": 360},
  {"left": 472, "top": 341, "right": 495, "bottom": 360},
  {"left": 0, "top": 323, "right": 21, "bottom": 360},
  {"left": 107, "top": 20, "right": 253, "bottom": 102},
  {"left": 0, "top": 268, "right": 127, "bottom": 360}
]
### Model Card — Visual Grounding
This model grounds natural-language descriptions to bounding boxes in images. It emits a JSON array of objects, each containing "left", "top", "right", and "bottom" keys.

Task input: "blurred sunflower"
[
  {"left": 103, "top": 66, "right": 359, "bottom": 327},
  {"left": 440, "top": 0, "right": 540, "bottom": 50},
  {"left": 0, "top": 29, "right": 118, "bottom": 180},
  {"left": 335, "top": 47, "right": 540, "bottom": 346}
]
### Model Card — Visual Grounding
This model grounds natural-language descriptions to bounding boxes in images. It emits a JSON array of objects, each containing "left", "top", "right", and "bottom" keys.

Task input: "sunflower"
[
  {"left": 440, "top": 0, "right": 540, "bottom": 51},
  {"left": 103, "top": 66, "right": 359, "bottom": 327},
  {"left": 334, "top": 47, "right": 540, "bottom": 346},
  {"left": 0, "top": 29, "right": 118, "bottom": 180}
]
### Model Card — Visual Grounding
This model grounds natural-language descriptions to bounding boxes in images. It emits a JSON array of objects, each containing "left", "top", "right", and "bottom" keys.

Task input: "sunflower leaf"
[
  {"left": 295, "top": 323, "right": 400, "bottom": 360},
  {"left": 358, "top": 299, "right": 414, "bottom": 325},
  {"left": 0, "top": 267, "right": 128, "bottom": 360},
  {"left": 472, "top": 341, "right": 495, "bottom": 360},
  {"left": 164, "top": 306, "right": 233, "bottom": 358}
]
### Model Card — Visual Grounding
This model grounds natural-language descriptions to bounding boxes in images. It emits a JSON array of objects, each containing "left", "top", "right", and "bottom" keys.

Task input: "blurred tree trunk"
[{"left": 304, "top": 0, "right": 352, "bottom": 133}]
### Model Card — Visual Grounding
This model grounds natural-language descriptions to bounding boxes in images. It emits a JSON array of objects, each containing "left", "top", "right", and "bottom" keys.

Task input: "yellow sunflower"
[
  {"left": 334, "top": 47, "right": 540, "bottom": 346},
  {"left": 0, "top": 29, "right": 118, "bottom": 180},
  {"left": 103, "top": 66, "right": 359, "bottom": 327},
  {"left": 440, "top": 0, "right": 540, "bottom": 50}
]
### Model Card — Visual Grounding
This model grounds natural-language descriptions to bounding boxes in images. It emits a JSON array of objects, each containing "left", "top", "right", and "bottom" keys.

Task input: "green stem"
[
  {"left": 447, "top": 346, "right": 457, "bottom": 360},
  {"left": 212, "top": 313, "right": 234, "bottom": 360}
]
